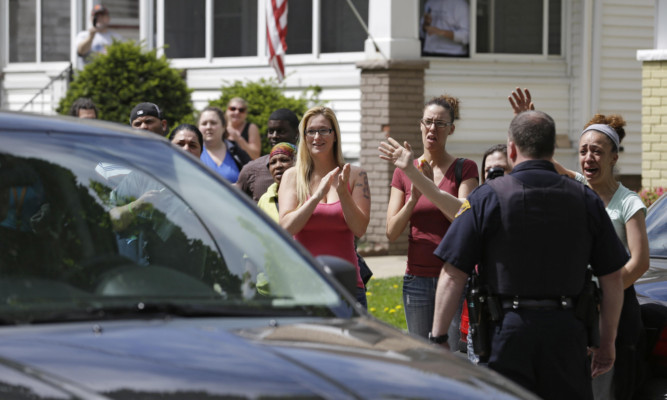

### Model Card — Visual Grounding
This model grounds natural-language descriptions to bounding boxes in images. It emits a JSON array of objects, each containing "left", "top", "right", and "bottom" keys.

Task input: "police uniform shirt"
[{"left": 434, "top": 160, "right": 628, "bottom": 297}]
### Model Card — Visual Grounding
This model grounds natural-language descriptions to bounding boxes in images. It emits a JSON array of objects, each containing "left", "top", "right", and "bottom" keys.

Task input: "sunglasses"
[{"left": 228, "top": 106, "right": 246, "bottom": 113}]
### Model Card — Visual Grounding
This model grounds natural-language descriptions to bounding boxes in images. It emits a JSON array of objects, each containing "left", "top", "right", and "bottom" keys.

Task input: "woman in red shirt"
[
  {"left": 279, "top": 106, "right": 371, "bottom": 308},
  {"left": 379, "top": 95, "right": 478, "bottom": 346}
]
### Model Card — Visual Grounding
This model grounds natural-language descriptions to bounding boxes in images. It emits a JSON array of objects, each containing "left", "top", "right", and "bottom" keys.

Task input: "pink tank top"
[{"left": 294, "top": 200, "right": 363, "bottom": 288}]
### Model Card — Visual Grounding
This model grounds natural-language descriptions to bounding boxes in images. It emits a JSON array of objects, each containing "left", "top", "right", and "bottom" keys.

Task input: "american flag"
[{"left": 267, "top": 0, "right": 288, "bottom": 81}]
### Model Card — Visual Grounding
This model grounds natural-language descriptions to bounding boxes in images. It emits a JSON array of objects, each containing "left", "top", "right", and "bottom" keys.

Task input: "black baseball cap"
[{"left": 130, "top": 102, "right": 163, "bottom": 124}]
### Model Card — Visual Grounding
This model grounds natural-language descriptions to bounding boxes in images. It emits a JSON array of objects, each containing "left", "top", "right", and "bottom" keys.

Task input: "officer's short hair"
[{"left": 509, "top": 110, "right": 555, "bottom": 159}]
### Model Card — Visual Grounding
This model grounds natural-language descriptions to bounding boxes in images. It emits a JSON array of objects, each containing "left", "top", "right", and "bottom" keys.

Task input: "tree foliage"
[
  {"left": 207, "top": 78, "right": 323, "bottom": 155},
  {"left": 58, "top": 41, "right": 193, "bottom": 131}
]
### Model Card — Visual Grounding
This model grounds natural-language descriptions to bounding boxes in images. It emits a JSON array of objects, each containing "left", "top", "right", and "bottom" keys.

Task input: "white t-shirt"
[
  {"left": 76, "top": 29, "right": 123, "bottom": 67},
  {"left": 574, "top": 172, "right": 646, "bottom": 249},
  {"left": 605, "top": 183, "right": 646, "bottom": 249},
  {"left": 421, "top": 0, "right": 470, "bottom": 56}
]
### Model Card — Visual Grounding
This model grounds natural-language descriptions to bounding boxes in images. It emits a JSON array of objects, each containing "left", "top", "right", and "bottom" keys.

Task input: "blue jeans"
[{"left": 403, "top": 274, "right": 463, "bottom": 349}]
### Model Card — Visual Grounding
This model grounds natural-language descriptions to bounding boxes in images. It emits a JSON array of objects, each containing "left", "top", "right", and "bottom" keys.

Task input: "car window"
[
  {"left": 647, "top": 195, "right": 667, "bottom": 258},
  {"left": 0, "top": 131, "right": 350, "bottom": 324}
]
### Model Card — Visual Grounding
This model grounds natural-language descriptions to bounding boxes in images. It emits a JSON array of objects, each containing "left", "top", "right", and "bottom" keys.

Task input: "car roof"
[{"left": 0, "top": 110, "right": 165, "bottom": 142}]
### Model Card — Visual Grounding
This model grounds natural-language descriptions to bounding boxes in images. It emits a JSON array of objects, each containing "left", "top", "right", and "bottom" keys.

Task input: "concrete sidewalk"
[{"left": 362, "top": 255, "right": 406, "bottom": 279}]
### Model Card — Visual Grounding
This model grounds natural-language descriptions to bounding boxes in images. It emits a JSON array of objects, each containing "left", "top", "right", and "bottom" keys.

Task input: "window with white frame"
[
  {"left": 418, "top": 0, "right": 562, "bottom": 57},
  {"left": 162, "top": 0, "right": 368, "bottom": 59},
  {"left": 164, "top": 0, "right": 206, "bottom": 58},
  {"left": 9, "top": 0, "right": 70, "bottom": 63},
  {"left": 6, "top": 0, "right": 139, "bottom": 64},
  {"left": 286, "top": 0, "right": 368, "bottom": 54},
  {"left": 475, "top": 0, "right": 561, "bottom": 55}
]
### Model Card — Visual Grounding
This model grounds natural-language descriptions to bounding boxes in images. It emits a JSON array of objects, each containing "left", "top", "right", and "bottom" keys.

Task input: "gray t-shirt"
[{"left": 75, "top": 29, "right": 123, "bottom": 67}]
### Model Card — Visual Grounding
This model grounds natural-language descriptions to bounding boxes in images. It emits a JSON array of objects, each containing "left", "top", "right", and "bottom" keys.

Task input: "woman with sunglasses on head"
[
  {"left": 198, "top": 106, "right": 251, "bottom": 183},
  {"left": 510, "top": 88, "right": 649, "bottom": 400},
  {"left": 279, "top": 106, "right": 371, "bottom": 308},
  {"left": 379, "top": 95, "right": 479, "bottom": 347},
  {"left": 225, "top": 97, "right": 261, "bottom": 160}
]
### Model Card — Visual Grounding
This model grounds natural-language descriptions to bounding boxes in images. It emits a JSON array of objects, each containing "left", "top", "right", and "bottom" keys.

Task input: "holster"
[
  {"left": 574, "top": 269, "right": 602, "bottom": 348},
  {"left": 467, "top": 271, "right": 498, "bottom": 362}
]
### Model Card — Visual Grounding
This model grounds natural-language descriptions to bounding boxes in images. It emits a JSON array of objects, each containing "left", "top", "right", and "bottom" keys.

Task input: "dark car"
[
  {"left": 0, "top": 111, "right": 538, "bottom": 399},
  {"left": 634, "top": 192, "right": 667, "bottom": 396}
]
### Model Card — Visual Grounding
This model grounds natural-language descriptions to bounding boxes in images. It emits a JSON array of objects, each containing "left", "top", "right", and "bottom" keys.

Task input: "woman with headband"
[{"left": 576, "top": 115, "right": 649, "bottom": 400}]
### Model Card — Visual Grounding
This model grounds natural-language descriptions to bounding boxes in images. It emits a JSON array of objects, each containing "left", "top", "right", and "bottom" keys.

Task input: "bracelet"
[{"left": 428, "top": 332, "right": 449, "bottom": 344}]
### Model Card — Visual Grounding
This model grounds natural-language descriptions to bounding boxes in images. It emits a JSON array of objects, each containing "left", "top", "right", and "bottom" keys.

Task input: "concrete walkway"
[{"left": 363, "top": 255, "right": 406, "bottom": 278}]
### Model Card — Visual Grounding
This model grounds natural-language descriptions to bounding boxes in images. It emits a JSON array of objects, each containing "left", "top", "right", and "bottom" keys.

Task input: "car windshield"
[
  {"left": 0, "top": 130, "right": 351, "bottom": 324},
  {"left": 647, "top": 194, "right": 667, "bottom": 259}
]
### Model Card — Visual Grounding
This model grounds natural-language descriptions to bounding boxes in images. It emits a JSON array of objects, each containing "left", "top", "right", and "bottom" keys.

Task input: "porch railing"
[{"left": 19, "top": 63, "right": 73, "bottom": 114}]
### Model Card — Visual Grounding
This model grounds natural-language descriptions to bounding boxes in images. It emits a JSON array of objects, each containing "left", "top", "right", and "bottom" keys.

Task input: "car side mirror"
[{"left": 316, "top": 255, "right": 358, "bottom": 299}]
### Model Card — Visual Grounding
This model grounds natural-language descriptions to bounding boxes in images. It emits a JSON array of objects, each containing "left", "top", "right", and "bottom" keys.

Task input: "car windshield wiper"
[{"left": 18, "top": 300, "right": 326, "bottom": 324}]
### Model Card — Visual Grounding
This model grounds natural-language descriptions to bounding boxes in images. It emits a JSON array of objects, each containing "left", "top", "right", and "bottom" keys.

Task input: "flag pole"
[{"left": 344, "top": 0, "right": 387, "bottom": 60}]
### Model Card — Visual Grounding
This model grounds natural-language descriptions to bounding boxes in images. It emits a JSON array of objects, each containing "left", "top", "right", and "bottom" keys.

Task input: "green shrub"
[
  {"left": 207, "top": 78, "right": 323, "bottom": 155},
  {"left": 58, "top": 41, "right": 194, "bottom": 132}
]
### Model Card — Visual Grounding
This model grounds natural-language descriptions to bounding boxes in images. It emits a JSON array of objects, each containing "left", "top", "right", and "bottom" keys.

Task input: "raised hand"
[
  {"left": 313, "top": 166, "right": 339, "bottom": 201},
  {"left": 226, "top": 128, "right": 240, "bottom": 142},
  {"left": 420, "top": 157, "right": 435, "bottom": 182},
  {"left": 508, "top": 87, "right": 535, "bottom": 115},
  {"left": 379, "top": 137, "right": 415, "bottom": 170},
  {"left": 336, "top": 163, "right": 351, "bottom": 194}
]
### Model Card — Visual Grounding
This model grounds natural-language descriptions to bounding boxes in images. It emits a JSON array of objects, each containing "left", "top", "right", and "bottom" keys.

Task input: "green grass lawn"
[{"left": 365, "top": 276, "right": 407, "bottom": 331}]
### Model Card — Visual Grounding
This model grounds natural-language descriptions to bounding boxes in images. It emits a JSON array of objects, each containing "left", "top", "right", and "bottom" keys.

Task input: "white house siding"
[
  {"left": 568, "top": 0, "right": 586, "bottom": 142},
  {"left": 183, "top": 58, "right": 363, "bottom": 161},
  {"left": 423, "top": 58, "right": 572, "bottom": 171},
  {"left": 595, "top": 0, "right": 654, "bottom": 176},
  {"left": 0, "top": 0, "right": 655, "bottom": 178},
  {"left": 2, "top": 62, "right": 71, "bottom": 115}
]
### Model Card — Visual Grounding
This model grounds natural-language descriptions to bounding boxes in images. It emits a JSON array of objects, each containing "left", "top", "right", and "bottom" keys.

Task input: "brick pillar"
[
  {"left": 356, "top": 59, "right": 429, "bottom": 256},
  {"left": 640, "top": 60, "right": 667, "bottom": 189}
]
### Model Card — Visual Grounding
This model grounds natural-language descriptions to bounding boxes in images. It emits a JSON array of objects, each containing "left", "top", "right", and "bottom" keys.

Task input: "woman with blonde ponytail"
[{"left": 279, "top": 106, "right": 371, "bottom": 307}]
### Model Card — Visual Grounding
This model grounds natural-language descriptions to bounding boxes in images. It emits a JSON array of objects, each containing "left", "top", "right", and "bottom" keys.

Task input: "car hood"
[{"left": 0, "top": 317, "right": 536, "bottom": 399}]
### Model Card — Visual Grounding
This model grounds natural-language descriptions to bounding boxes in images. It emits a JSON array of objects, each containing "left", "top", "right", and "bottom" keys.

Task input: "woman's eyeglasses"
[
  {"left": 305, "top": 128, "right": 333, "bottom": 137},
  {"left": 228, "top": 106, "right": 246, "bottom": 113},
  {"left": 420, "top": 119, "right": 453, "bottom": 129}
]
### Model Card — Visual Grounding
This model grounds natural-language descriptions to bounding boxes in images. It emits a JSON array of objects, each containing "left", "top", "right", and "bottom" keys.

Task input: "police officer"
[{"left": 429, "top": 110, "right": 626, "bottom": 400}]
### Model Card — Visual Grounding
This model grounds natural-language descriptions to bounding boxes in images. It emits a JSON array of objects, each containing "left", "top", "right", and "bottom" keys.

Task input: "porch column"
[
  {"left": 357, "top": 60, "right": 428, "bottom": 255},
  {"left": 357, "top": 0, "right": 425, "bottom": 255}
]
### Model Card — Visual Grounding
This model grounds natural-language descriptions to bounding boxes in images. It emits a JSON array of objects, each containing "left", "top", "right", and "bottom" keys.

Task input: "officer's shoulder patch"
[{"left": 455, "top": 199, "right": 471, "bottom": 218}]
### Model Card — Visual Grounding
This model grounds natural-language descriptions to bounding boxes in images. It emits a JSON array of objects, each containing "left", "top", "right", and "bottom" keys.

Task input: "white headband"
[{"left": 581, "top": 124, "right": 620, "bottom": 150}]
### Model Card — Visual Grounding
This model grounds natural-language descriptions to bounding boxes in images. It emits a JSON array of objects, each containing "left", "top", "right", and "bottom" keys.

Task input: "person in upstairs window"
[
  {"left": 421, "top": 0, "right": 470, "bottom": 57},
  {"left": 75, "top": 4, "right": 123, "bottom": 67}
]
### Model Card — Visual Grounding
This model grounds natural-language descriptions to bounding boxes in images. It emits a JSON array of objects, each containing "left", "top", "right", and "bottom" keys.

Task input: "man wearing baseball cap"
[
  {"left": 130, "top": 102, "right": 168, "bottom": 136},
  {"left": 93, "top": 102, "right": 166, "bottom": 185},
  {"left": 75, "top": 4, "right": 123, "bottom": 67}
]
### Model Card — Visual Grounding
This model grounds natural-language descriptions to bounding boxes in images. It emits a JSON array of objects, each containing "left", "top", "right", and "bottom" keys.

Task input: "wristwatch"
[{"left": 428, "top": 332, "right": 449, "bottom": 344}]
